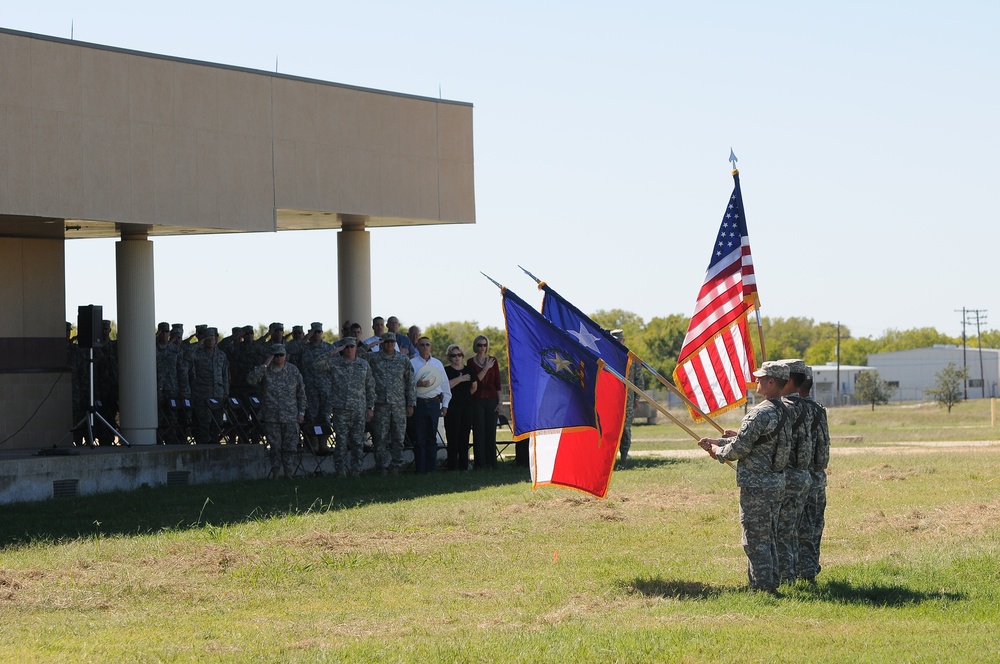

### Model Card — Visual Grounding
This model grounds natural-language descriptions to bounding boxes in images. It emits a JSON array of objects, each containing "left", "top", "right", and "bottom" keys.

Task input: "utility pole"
[
  {"left": 836, "top": 321, "right": 841, "bottom": 406},
  {"left": 968, "top": 309, "right": 988, "bottom": 398},
  {"left": 956, "top": 307, "right": 968, "bottom": 399}
]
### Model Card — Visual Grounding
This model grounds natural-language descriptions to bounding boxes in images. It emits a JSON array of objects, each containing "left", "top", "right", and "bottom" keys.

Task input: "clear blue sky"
[{"left": 6, "top": 2, "right": 998, "bottom": 340}]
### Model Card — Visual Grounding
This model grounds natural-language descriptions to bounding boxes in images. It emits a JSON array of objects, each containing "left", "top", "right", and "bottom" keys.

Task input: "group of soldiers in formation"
[
  {"left": 68, "top": 316, "right": 439, "bottom": 480},
  {"left": 698, "top": 359, "right": 831, "bottom": 594}
]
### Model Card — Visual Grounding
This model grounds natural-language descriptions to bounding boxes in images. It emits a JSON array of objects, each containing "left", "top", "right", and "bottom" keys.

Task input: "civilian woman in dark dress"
[
  {"left": 443, "top": 344, "right": 476, "bottom": 471},
  {"left": 468, "top": 334, "right": 501, "bottom": 469}
]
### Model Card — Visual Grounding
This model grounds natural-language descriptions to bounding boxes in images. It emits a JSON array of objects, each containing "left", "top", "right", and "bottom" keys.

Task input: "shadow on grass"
[
  {"left": 795, "top": 579, "right": 965, "bottom": 606},
  {"left": 624, "top": 577, "right": 736, "bottom": 599},
  {"left": 0, "top": 463, "right": 529, "bottom": 549},
  {"left": 624, "top": 576, "right": 964, "bottom": 606},
  {"left": 618, "top": 456, "right": 688, "bottom": 470}
]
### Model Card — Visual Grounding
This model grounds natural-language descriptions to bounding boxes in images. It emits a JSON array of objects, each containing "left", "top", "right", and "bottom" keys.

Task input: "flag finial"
[
  {"left": 481, "top": 272, "right": 503, "bottom": 290},
  {"left": 519, "top": 265, "right": 544, "bottom": 288},
  {"left": 729, "top": 148, "right": 738, "bottom": 173}
]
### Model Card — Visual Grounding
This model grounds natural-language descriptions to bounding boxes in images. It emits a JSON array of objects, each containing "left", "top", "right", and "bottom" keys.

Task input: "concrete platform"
[
  {"left": 0, "top": 441, "right": 434, "bottom": 505},
  {"left": 0, "top": 444, "right": 271, "bottom": 505}
]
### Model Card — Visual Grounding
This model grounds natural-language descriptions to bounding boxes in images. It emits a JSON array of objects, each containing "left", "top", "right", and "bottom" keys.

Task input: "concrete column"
[
  {"left": 115, "top": 226, "right": 158, "bottom": 445},
  {"left": 337, "top": 220, "right": 372, "bottom": 333}
]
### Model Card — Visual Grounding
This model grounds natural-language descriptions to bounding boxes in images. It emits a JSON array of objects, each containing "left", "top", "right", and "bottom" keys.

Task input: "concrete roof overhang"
[{"left": 0, "top": 27, "right": 476, "bottom": 241}]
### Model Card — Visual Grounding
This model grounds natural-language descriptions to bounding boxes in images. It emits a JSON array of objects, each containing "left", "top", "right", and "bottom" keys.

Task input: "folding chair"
[
  {"left": 225, "top": 395, "right": 262, "bottom": 444},
  {"left": 495, "top": 413, "right": 513, "bottom": 460},
  {"left": 245, "top": 395, "right": 266, "bottom": 444},
  {"left": 296, "top": 422, "right": 337, "bottom": 476},
  {"left": 219, "top": 398, "right": 245, "bottom": 444},
  {"left": 158, "top": 397, "right": 187, "bottom": 445}
]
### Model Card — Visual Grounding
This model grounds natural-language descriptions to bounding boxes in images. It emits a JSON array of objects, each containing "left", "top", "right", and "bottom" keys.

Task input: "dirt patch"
[{"left": 851, "top": 499, "right": 1000, "bottom": 543}]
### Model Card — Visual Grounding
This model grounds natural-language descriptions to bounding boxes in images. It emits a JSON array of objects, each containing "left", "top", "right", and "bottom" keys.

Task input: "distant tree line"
[{"left": 422, "top": 313, "right": 998, "bottom": 388}]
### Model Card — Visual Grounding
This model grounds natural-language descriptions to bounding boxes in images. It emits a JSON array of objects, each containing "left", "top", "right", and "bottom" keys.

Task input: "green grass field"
[{"left": 1, "top": 401, "right": 998, "bottom": 662}]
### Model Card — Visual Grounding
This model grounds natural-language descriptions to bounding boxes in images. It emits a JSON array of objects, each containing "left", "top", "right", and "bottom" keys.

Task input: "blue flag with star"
[
  {"left": 502, "top": 288, "right": 602, "bottom": 440},
  {"left": 539, "top": 283, "right": 630, "bottom": 376}
]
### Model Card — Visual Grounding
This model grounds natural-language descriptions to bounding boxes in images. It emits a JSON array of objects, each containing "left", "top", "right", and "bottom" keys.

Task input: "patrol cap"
[
  {"left": 171, "top": 323, "right": 184, "bottom": 332},
  {"left": 231, "top": 326, "right": 242, "bottom": 335},
  {"left": 205, "top": 327, "right": 218, "bottom": 337},
  {"left": 269, "top": 322, "right": 283, "bottom": 331},
  {"left": 241, "top": 325, "right": 254, "bottom": 335},
  {"left": 310, "top": 322, "right": 324, "bottom": 332},
  {"left": 271, "top": 343, "right": 286, "bottom": 355},
  {"left": 802, "top": 366, "right": 813, "bottom": 380},
  {"left": 195, "top": 324, "right": 208, "bottom": 335},
  {"left": 102, "top": 319, "right": 112, "bottom": 329},
  {"left": 780, "top": 359, "right": 808, "bottom": 376},
  {"left": 381, "top": 332, "right": 397, "bottom": 342},
  {"left": 340, "top": 336, "right": 357, "bottom": 347},
  {"left": 752, "top": 361, "right": 789, "bottom": 381},
  {"left": 292, "top": 325, "right": 303, "bottom": 333},
  {"left": 157, "top": 322, "right": 170, "bottom": 333}
]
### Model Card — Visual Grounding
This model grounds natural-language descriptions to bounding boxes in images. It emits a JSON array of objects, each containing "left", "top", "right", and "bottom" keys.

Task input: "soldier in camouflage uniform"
[
  {"left": 155, "top": 322, "right": 186, "bottom": 444},
  {"left": 246, "top": 343, "right": 306, "bottom": 479},
  {"left": 317, "top": 337, "right": 375, "bottom": 476},
  {"left": 299, "top": 322, "right": 334, "bottom": 426},
  {"left": 285, "top": 325, "right": 306, "bottom": 368},
  {"left": 188, "top": 327, "right": 230, "bottom": 444},
  {"left": 169, "top": 325, "right": 191, "bottom": 438},
  {"left": 797, "top": 366, "right": 829, "bottom": 583},
  {"left": 219, "top": 326, "right": 242, "bottom": 364},
  {"left": 774, "top": 359, "right": 816, "bottom": 585},
  {"left": 700, "top": 361, "right": 792, "bottom": 594},
  {"left": 367, "top": 332, "right": 415, "bottom": 474}
]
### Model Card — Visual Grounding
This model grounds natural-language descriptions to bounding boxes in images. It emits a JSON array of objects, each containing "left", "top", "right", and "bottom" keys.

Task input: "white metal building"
[
  {"left": 867, "top": 345, "right": 1000, "bottom": 401},
  {"left": 810, "top": 364, "right": 877, "bottom": 407}
]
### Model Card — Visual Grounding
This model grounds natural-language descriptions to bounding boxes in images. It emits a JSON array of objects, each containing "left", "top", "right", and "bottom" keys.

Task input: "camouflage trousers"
[
  {"left": 739, "top": 485, "right": 783, "bottom": 592},
  {"left": 797, "top": 473, "right": 828, "bottom": 580},
  {"left": 775, "top": 469, "right": 813, "bottom": 584},
  {"left": 619, "top": 400, "right": 635, "bottom": 459},
  {"left": 372, "top": 403, "right": 407, "bottom": 470},
  {"left": 264, "top": 421, "right": 299, "bottom": 477},
  {"left": 331, "top": 407, "right": 367, "bottom": 475}
]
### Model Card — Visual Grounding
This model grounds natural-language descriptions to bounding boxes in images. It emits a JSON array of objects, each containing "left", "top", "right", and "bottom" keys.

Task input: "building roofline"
[{"left": 0, "top": 26, "right": 473, "bottom": 108}]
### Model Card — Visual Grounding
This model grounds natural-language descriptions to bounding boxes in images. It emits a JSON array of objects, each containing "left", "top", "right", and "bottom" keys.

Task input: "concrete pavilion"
[{"left": 0, "top": 27, "right": 475, "bottom": 452}]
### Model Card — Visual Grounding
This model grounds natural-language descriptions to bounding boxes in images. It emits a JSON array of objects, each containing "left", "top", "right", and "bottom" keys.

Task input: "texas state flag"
[{"left": 528, "top": 283, "right": 631, "bottom": 499}]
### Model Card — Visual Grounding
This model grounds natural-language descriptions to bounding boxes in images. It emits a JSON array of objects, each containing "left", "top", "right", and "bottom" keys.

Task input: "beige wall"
[
  {"left": 0, "top": 237, "right": 70, "bottom": 448},
  {"left": 0, "top": 29, "right": 475, "bottom": 236}
]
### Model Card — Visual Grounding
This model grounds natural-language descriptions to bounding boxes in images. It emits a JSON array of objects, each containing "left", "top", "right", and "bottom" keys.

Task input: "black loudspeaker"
[{"left": 77, "top": 305, "right": 103, "bottom": 349}]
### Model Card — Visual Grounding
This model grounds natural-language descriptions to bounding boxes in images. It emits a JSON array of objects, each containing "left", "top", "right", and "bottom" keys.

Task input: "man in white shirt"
[{"left": 410, "top": 336, "right": 451, "bottom": 474}]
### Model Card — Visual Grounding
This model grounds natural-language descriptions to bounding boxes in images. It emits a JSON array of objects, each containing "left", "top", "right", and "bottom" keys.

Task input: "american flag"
[{"left": 672, "top": 170, "right": 759, "bottom": 420}]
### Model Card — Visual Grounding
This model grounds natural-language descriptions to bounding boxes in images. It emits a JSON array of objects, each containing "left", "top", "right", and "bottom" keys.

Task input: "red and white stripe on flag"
[
  {"left": 673, "top": 315, "right": 755, "bottom": 420},
  {"left": 528, "top": 369, "right": 626, "bottom": 499}
]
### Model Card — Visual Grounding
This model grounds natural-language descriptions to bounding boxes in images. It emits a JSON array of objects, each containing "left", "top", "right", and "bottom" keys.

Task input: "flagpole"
[
  {"left": 638, "top": 361, "right": 726, "bottom": 435},
  {"left": 519, "top": 266, "right": 731, "bottom": 468},
  {"left": 605, "top": 365, "right": 735, "bottom": 470},
  {"left": 519, "top": 265, "right": 727, "bottom": 434},
  {"left": 754, "top": 306, "right": 767, "bottom": 363}
]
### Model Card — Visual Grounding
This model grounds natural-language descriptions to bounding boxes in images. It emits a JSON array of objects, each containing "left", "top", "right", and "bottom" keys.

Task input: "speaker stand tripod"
[{"left": 72, "top": 346, "right": 131, "bottom": 448}]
